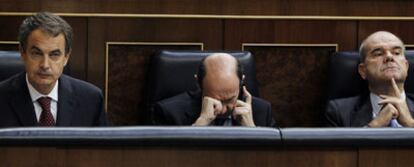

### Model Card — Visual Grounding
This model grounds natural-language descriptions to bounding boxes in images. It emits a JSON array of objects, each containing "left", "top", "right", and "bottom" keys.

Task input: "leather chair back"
[{"left": 145, "top": 50, "right": 260, "bottom": 123}]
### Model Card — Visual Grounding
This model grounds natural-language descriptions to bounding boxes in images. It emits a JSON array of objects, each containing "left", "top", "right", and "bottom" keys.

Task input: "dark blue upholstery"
[
  {"left": 0, "top": 51, "right": 24, "bottom": 81},
  {"left": 281, "top": 128, "right": 414, "bottom": 146},
  {"left": 0, "top": 127, "right": 281, "bottom": 146},
  {"left": 2, "top": 127, "right": 414, "bottom": 147}
]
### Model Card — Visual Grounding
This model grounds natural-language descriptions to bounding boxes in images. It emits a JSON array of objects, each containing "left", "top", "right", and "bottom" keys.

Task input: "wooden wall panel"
[
  {"left": 107, "top": 44, "right": 202, "bottom": 125},
  {"left": 63, "top": 17, "right": 88, "bottom": 80},
  {"left": 358, "top": 21, "right": 414, "bottom": 46},
  {"left": 0, "top": 43, "right": 18, "bottom": 51},
  {"left": 243, "top": 45, "right": 336, "bottom": 127},
  {"left": 87, "top": 18, "right": 223, "bottom": 90},
  {"left": 359, "top": 148, "right": 414, "bottom": 167},
  {"left": 0, "top": 17, "right": 22, "bottom": 42},
  {"left": 224, "top": 20, "right": 357, "bottom": 51},
  {"left": 1, "top": 0, "right": 414, "bottom": 16},
  {"left": 1, "top": 147, "right": 356, "bottom": 167}
]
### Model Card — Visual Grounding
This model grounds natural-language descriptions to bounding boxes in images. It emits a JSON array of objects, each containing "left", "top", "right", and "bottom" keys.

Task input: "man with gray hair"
[
  {"left": 325, "top": 31, "right": 414, "bottom": 127},
  {"left": 0, "top": 12, "right": 108, "bottom": 127}
]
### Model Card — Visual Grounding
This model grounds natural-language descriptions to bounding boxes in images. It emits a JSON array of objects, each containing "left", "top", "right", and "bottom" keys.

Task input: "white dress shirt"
[
  {"left": 370, "top": 92, "right": 404, "bottom": 127},
  {"left": 26, "top": 74, "right": 59, "bottom": 122}
]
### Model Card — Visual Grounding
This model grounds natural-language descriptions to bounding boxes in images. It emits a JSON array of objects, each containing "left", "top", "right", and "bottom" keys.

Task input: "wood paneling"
[
  {"left": 87, "top": 18, "right": 223, "bottom": 90},
  {"left": 224, "top": 20, "right": 356, "bottom": 51},
  {"left": 107, "top": 44, "right": 202, "bottom": 125},
  {"left": 0, "top": 146, "right": 358, "bottom": 167},
  {"left": 1, "top": 0, "right": 414, "bottom": 16},
  {"left": 0, "top": 43, "right": 18, "bottom": 51},
  {"left": 244, "top": 45, "right": 336, "bottom": 127},
  {"left": 359, "top": 148, "right": 414, "bottom": 167},
  {"left": 63, "top": 17, "right": 88, "bottom": 80},
  {"left": 358, "top": 21, "right": 414, "bottom": 46}
]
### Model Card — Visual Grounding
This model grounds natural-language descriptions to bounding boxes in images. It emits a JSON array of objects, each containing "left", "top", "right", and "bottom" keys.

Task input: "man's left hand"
[
  {"left": 378, "top": 78, "right": 414, "bottom": 127},
  {"left": 233, "top": 86, "right": 255, "bottom": 127}
]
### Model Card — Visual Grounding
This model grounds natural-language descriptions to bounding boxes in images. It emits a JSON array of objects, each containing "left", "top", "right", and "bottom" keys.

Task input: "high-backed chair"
[
  {"left": 0, "top": 51, "right": 25, "bottom": 82},
  {"left": 0, "top": 50, "right": 71, "bottom": 82},
  {"left": 145, "top": 50, "right": 260, "bottom": 124},
  {"left": 328, "top": 50, "right": 414, "bottom": 100}
]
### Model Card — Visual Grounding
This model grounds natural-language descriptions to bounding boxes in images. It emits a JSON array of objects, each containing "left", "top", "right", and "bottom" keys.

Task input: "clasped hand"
[
  {"left": 369, "top": 78, "right": 413, "bottom": 127},
  {"left": 193, "top": 86, "right": 255, "bottom": 126}
]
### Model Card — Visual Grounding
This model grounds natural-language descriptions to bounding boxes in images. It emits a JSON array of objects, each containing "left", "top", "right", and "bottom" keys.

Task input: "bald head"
[
  {"left": 196, "top": 53, "right": 243, "bottom": 110},
  {"left": 204, "top": 53, "right": 238, "bottom": 80},
  {"left": 359, "top": 31, "right": 405, "bottom": 62}
]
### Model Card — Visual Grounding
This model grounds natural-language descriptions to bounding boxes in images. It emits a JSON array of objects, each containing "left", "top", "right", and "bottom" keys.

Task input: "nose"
[
  {"left": 220, "top": 105, "right": 228, "bottom": 113},
  {"left": 384, "top": 51, "right": 394, "bottom": 62},
  {"left": 40, "top": 55, "right": 50, "bottom": 70}
]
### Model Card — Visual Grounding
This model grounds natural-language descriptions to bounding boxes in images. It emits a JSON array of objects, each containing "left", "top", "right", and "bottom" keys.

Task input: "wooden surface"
[
  {"left": 3, "top": 146, "right": 413, "bottom": 167},
  {"left": 0, "top": 0, "right": 414, "bottom": 16},
  {"left": 0, "top": 146, "right": 361, "bottom": 167},
  {"left": 1, "top": 1, "right": 414, "bottom": 126}
]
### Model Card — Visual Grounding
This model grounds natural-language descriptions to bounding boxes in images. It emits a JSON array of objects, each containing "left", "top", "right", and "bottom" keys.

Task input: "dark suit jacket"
[
  {"left": 0, "top": 73, "right": 108, "bottom": 127},
  {"left": 325, "top": 93, "right": 414, "bottom": 127},
  {"left": 154, "top": 90, "right": 276, "bottom": 127}
]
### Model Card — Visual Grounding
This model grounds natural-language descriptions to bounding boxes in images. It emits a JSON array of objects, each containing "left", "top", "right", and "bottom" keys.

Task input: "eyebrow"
[
  {"left": 50, "top": 49, "right": 62, "bottom": 54},
  {"left": 29, "top": 46, "right": 62, "bottom": 55},
  {"left": 392, "top": 46, "right": 403, "bottom": 50},
  {"left": 369, "top": 48, "right": 383, "bottom": 54},
  {"left": 30, "top": 46, "right": 42, "bottom": 52}
]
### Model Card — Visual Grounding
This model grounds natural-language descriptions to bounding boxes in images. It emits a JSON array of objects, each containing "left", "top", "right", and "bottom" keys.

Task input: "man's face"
[
  {"left": 202, "top": 75, "right": 240, "bottom": 117},
  {"left": 21, "top": 29, "right": 69, "bottom": 93},
  {"left": 359, "top": 34, "right": 409, "bottom": 84}
]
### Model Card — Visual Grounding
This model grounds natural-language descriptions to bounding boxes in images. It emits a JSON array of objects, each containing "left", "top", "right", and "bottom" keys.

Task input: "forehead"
[
  {"left": 365, "top": 34, "right": 403, "bottom": 51},
  {"left": 202, "top": 75, "right": 239, "bottom": 98},
  {"left": 27, "top": 29, "right": 65, "bottom": 48}
]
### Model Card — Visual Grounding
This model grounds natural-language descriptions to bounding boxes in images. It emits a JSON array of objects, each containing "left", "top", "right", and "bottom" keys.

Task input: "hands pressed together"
[
  {"left": 193, "top": 86, "right": 255, "bottom": 127},
  {"left": 368, "top": 78, "right": 414, "bottom": 127}
]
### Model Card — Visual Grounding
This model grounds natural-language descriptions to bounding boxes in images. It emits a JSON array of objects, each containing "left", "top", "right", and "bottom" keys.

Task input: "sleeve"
[
  {"left": 324, "top": 100, "right": 342, "bottom": 127},
  {"left": 96, "top": 92, "right": 110, "bottom": 126},
  {"left": 153, "top": 102, "right": 172, "bottom": 125},
  {"left": 266, "top": 103, "right": 277, "bottom": 127}
]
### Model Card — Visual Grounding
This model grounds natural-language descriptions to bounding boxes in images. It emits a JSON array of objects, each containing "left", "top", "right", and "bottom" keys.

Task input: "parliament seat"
[{"left": 145, "top": 50, "right": 260, "bottom": 124}]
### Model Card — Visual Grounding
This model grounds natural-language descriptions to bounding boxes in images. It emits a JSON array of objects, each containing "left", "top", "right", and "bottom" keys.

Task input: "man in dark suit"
[
  {"left": 0, "top": 12, "right": 108, "bottom": 127},
  {"left": 154, "top": 53, "right": 275, "bottom": 127},
  {"left": 326, "top": 31, "right": 414, "bottom": 127}
]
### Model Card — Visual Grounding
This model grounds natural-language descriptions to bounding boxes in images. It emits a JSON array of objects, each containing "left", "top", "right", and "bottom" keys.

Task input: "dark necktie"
[{"left": 37, "top": 97, "right": 55, "bottom": 126}]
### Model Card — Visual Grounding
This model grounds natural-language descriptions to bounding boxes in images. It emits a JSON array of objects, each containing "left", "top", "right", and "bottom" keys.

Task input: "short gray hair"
[{"left": 18, "top": 12, "right": 73, "bottom": 54}]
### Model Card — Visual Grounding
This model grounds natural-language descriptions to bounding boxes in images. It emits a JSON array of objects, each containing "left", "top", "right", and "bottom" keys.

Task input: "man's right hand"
[
  {"left": 368, "top": 103, "right": 398, "bottom": 127},
  {"left": 193, "top": 96, "right": 223, "bottom": 126}
]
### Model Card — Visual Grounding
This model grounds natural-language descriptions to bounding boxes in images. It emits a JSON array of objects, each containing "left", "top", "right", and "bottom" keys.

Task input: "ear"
[
  {"left": 19, "top": 45, "right": 27, "bottom": 61},
  {"left": 358, "top": 63, "right": 367, "bottom": 80},
  {"left": 64, "top": 49, "right": 71, "bottom": 66}
]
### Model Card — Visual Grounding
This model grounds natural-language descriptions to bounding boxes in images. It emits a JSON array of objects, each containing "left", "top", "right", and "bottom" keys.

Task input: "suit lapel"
[
  {"left": 406, "top": 94, "right": 414, "bottom": 117},
  {"left": 351, "top": 94, "right": 373, "bottom": 127},
  {"left": 10, "top": 73, "right": 37, "bottom": 126},
  {"left": 56, "top": 75, "right": 76, "bottom": 126}
]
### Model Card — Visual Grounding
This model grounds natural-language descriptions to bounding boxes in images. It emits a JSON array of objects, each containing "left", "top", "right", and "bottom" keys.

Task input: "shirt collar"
[
  {"left": 26, "top": 73, "right": 59, "bottom": 102},
  {"left": 370, "top": 91, "right": 406, "bottom": 117}
]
